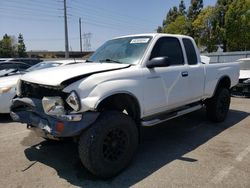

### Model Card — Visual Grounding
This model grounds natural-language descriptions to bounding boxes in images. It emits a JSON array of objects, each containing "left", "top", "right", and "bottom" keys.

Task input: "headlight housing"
[
  {"left": 66, "top": 91, "right": 81, "bottom": 111},
  {"left": 0, "top": 86, "right": 13, "bottom": 94},
  {"left": 42, "top": 97, "right": 65, "bottom": 116}
]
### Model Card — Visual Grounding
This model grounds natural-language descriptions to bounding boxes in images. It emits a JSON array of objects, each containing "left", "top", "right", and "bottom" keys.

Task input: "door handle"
[{"left": 181, "top": 71, "right": 188, "bottom": 77}]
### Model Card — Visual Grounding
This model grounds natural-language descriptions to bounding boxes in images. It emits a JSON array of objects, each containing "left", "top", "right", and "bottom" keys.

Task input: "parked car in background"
[
  {"left": 0, "top": 61, "right": 31, "bottom": 71},
  {"left": 0, "top": 59, "right": 85, "bottom": 114},
  {"left": 231, "top": 58, "right": 250, "bottom": 97},
  {"left": 0, "top": 58, "right": 43, "bottom": 71},
  {"left": 0, "top": 58, "right": 10, "bottom": 62},
  {"left": 2, "top": 58, "right": 42, "bottom": 65}
]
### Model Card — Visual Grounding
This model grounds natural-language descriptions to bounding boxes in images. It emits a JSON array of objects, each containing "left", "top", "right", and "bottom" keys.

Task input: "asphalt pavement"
[{"left": 0, "top": 97, "right": 250, "bottom": 188}]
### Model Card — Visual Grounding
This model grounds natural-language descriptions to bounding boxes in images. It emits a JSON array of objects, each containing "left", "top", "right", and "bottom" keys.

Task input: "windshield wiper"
[{"left": 99, "top": 59, "right": 123, "bottom": 64}]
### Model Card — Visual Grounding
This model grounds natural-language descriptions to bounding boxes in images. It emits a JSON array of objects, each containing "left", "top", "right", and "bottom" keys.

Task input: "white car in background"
[
  {"left": 231, "top": 58, "right": 250, "bottom": 97},
  {"left": 0, "top": 59, "right": 85, "bottom": 113}
]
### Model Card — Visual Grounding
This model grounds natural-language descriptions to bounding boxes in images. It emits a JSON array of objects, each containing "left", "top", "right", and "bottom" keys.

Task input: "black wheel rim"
[{"left": 103, "top": 128, "right": 128, "bottom": 162}]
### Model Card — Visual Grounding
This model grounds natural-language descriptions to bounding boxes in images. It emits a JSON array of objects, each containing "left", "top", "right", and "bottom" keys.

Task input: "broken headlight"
[
  {"left": 42, "top": 96, "right": 65, "bottom": 116},
  {"left": 66, "top": 91, "right": 81, "bottom": 111}
]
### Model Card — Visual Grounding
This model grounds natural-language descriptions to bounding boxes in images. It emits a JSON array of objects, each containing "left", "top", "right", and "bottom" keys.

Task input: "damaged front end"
[
  {"left": 11, "top": 80, "right": 99, "bottom": 139},
  {"left": 231, "top": 78, "right": 250, "bottom": 98}
]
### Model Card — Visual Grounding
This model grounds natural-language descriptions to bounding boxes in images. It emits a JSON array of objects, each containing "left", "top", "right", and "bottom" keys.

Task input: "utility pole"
[
  {"left": 64, "top": 0, "right": 69, "bottom": 58},
  {"left": 79, "top": 18, "right": 82, "bottom": 53}
]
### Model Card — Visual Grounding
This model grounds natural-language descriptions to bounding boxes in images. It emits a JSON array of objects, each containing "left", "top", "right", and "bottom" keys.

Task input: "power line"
[
  {"left": 70, "top": 0, "right": 156, "bottom": 24},
  {"left": 0, "top": 8, "right": 61, "bottom": 19},
  {"left": 6, "top": 0, "right": 61, "bottom": 10},
  {"left": 68, "top": 9, "right": 150, "bottom": 31},
  {"left": 2, "top": 2, "right": 60, "bottom": 14},
  {"left": 67, "top": 4, "right": 153, "bottom": 30},
  {"left": 0, "top": 12, "right": 62, "bottom": 22}
]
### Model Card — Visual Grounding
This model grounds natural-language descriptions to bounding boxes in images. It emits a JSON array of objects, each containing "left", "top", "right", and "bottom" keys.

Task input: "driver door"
[{"left": 143, "top": 37, "right": 189, "bottom": 117}]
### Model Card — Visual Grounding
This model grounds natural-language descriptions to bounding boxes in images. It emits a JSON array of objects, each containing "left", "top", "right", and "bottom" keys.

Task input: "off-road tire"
[
  {"left": 206, "top": 88, "right": 231, "bottom": 122},
  {"left": 78, "top": 111, "right": 138, "bottom": 178}
]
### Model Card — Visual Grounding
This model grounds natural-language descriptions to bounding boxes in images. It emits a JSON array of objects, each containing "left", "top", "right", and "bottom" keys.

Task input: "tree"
[
  {"left": 165, "top": 15, "right": 189, "bottom": 35},
  {"left": 17, "top": 33, "right": 27, "bottom": 57},
  {"left": 0, "top": 34, "right": 13, "bottom": 57},
  {"left": 186, "top": 0, "right": 204, "bottom": 39},
  {"left": 213, "top": 0, "right": 234, "bottom": 52},
  {"left": 187, "top": 0, "right": 204, "bottom": 20},
  {"left": 179, "top": 0, "right": 186, "bottom": 15},
  {"left": 0, "top": 33, "right": 27, "bottom": 57},
  {"left": 157, "top": 0, "right": 250, "bottom": 52},
  {"left": 157, "top": 1, "right": 187, "bottom": 33},
  {"left": 157, "top": 26, "right": 163, "bottom": 33},
  {"left": 225, "top": 0, "right": 250, "bottom": 51},
  {"left": 192, "top": 6, "right": 218, "bottom": 52}
]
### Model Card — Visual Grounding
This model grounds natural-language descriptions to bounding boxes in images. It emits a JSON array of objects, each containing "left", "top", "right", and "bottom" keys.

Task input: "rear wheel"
[
  {"left": 78, "top": 111, "right": 138, "bottom": 178},
  {"left": 206, "top": 88, "right": 231, "bottom": 122}
]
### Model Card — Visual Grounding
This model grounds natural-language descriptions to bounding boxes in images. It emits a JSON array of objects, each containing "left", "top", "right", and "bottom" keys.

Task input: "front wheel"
[
  {"left": 78, "top": 111, "right": 138, "bottom": 178},
  {"left": 206, "top": 88, "right": 231, "bottom": 122}
]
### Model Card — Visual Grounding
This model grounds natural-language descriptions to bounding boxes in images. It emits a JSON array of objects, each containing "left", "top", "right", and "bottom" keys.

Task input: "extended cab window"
[
  {"left": 150, "top": 37, "right": 184, "bottom": 65},
  {"left": 183, "top": 38, "right": 198, "bottom": 65}
]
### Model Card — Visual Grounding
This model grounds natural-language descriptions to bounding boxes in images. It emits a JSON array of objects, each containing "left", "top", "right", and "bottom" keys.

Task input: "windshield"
[
  {"left": 88, "top": 36, "right": 152, "bottom": 65},
  {"left": 26, "top": 62, "right": 61, "bottom": 72},
  {"left": 239, "top": 60, "right": 250, "bottom": 70}
]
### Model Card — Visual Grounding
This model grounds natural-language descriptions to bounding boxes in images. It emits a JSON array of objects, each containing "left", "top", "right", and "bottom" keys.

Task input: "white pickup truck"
[{"left": 11, "top": 33, "right": 239, "bottom": 178}]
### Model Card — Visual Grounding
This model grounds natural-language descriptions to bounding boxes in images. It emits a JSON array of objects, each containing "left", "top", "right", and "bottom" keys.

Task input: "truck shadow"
[
  {"left": 23, "top": 109, "right": 249, "bottom": 187},
  {"left": 0, "top": 114, "right": 12, "bottom": 123}
]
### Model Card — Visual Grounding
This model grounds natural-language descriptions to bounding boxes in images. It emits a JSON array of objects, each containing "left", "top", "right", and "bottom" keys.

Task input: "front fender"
[{"left": 79, "top": 79, "right": 144, "bottom": 115}]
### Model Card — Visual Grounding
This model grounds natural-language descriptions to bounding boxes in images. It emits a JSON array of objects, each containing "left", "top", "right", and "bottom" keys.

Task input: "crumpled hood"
[
  {"left": 239, "top": 70, "right": 250, "bottom": 79},
  {"left": 21, "top": 63, "right": 130, "bottom": 86},
  {"left": 0, "top": 75, "right": 21, "bottom": 87}
]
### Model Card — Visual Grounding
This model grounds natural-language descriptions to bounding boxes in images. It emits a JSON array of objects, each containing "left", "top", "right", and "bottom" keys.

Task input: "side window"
[
  {"left": 0, "top": 63, "right": 17, "bottom": 70},
  {"left": 183, "top": 38, "right": 198, "bottom": 65},
  {"left": 17, "top": 63, "right": 30, "bottom": 70},
  {"left": 150, "top": 37, "right": 184, "bottom": 65}
]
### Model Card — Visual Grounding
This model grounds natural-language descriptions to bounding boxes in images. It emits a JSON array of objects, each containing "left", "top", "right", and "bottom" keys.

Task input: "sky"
[{"left": 0, "top": 0, "right": 217, "bottom": 51}]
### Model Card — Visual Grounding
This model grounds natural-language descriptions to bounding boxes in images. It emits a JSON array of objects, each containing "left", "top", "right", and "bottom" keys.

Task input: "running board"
[{"left": 141, "top": 104, "right": 202, "bottom": 127}]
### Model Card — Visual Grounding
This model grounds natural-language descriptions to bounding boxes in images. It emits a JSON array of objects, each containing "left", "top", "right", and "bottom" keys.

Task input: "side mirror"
[{"left": 146, "top": 57, "right": 170, "bottom": 68}]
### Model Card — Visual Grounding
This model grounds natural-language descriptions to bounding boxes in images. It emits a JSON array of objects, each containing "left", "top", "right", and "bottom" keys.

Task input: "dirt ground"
[{"left": 0, "top": 97, "right": 250, "bottom": 188}]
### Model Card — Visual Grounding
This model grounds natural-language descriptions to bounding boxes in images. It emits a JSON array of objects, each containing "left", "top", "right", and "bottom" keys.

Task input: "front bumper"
[
  {"left": 231, "top": 83, "right": 250, "bottom": 98},
  {"left": 10, "top": 97, "right": 99, "bottom": 138}
]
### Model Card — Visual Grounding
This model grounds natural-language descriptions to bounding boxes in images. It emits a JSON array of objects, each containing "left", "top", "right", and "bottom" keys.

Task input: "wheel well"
[
  {"left": 217, "top": 76, "right": 231, "bottom": 89},
  {"left": 213, "top": 76, "right": 231, "bottom": 97},
  {"left": 96, "top": 93, "right": 141, "bottom": 124}
]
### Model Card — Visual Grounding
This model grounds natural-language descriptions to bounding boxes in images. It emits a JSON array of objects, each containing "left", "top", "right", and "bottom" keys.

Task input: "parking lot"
[{"left": 0, "top": 97, "right": 249, "bottom": 188}]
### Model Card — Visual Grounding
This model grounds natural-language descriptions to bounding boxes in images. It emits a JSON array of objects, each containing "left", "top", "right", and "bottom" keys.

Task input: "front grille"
[{"left": 20, "top": 81, "right": 67, "bottom": 99}]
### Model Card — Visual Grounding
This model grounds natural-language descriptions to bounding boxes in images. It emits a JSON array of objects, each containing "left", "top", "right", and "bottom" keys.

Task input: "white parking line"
[
  {"left": 211, "top": 166, "right": 234, "bottom": 184},
  {"left": 0, "top": 130, "right": 29, "bottom": 140},
  {"left": 236, "top": 145, "right": 250, "bottom": 162},
  {"left": 211, "top": 144, "right": 250, "bottom": 184}
]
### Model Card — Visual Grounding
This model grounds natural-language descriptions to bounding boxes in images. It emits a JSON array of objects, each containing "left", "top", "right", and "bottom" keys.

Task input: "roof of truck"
[{"left": 114, "top": 33, "right": 193, "bottom": 40}]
